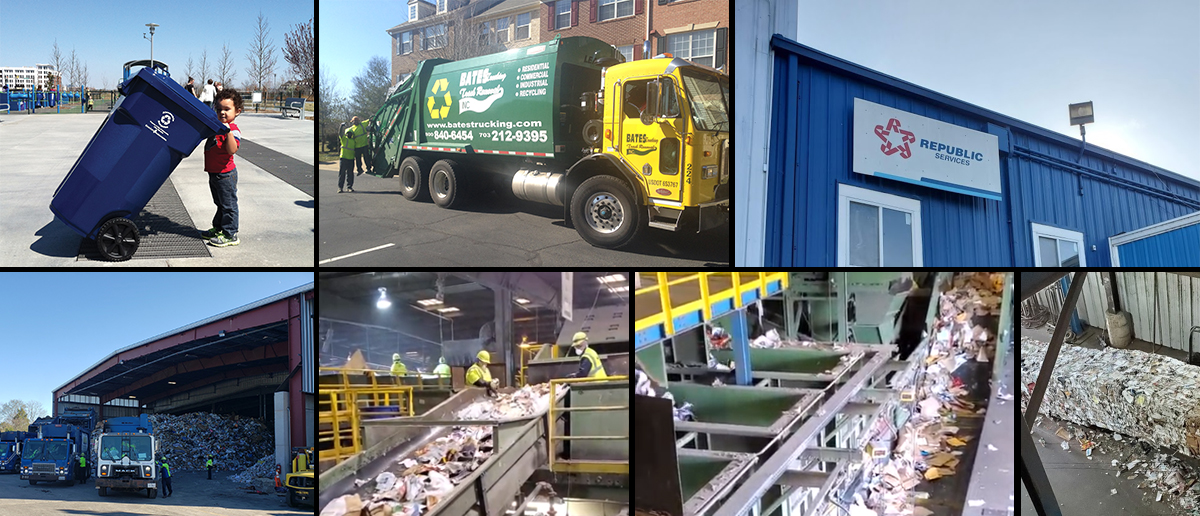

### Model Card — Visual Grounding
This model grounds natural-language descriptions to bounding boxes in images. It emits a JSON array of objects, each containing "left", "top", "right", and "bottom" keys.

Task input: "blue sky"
[
  {"left": 319, "top": 0, "right": 418, "bottom": 99},
  {"left": 0, "top": 0, "right": 313, "bottom": 90},
  {"left": 0, "top": 273, "right": 312, "bottom": 418},
  {"left": 797, "top": 0, "right": 1200, "bottom": 181}
]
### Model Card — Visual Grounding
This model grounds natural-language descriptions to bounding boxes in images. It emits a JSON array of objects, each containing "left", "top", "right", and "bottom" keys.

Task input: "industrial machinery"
[
  {"left": 285, "top": 447, "right": 314, "bottom": 507},
  {"left": 781, "top": 272, "right": 922, "bottom": 344},
  {"left": 367, "top": 35, "right": 729, "bottom": 248},
  {"left": 95, "top": 414, "right": 157, "bottom": 498},
  {"left": 21, "top": 409, "right": 95, "bottom": 486}
]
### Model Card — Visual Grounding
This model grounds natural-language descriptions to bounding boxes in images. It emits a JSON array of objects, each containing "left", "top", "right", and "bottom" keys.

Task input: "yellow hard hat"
[
  {"left": 572, "top": 332, "right": 588, "bottom": 345},
  {"left": 476, "top": 350, "right": 491, "bottom": 364},
  {"left": 393, "top": 353, "right": 401, "bottom": 361}
]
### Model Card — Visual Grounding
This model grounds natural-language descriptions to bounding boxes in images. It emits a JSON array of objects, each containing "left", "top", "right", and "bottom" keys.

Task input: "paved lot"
[
  {"left": 0, "top": 113, "right": 313, "bottom": 266},
  {"left": 318, "top": 163, "right": 729, "bottom": 266},
  {"left": 0, "top": 470, "right": 310, "bottom": 516}
]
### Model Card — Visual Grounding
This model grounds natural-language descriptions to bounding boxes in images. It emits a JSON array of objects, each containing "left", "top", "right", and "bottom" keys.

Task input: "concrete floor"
[
  {"left": 1020, "top": 324, "right": 1188, "bottom": 516},
  {"left": 0, "top": 112, "right": 313, "bottom": 266}
]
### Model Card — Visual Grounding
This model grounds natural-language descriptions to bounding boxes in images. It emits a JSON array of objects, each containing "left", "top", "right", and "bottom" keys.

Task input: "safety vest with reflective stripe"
[
  {"left": 340, "top": 130, "right": 355, "bottom": 159},
  {"left": 354, "top": 121, "right": 370, "bottom": 147},
  {"left": 582, "top": 348, "right": 607, "bottom": 378},
  {"left": 465, "top": 363, "right": 491, "bottom": 386}
]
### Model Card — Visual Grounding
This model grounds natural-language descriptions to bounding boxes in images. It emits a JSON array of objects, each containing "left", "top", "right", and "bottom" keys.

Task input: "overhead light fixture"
[
  {"left": 218, "top": 330, "right": 225, "bottom": 338},
  {"left": 377, "top": 288, "right": 392, "bottom": 309},
  {"left": 417, "top": 298, "right": 442, "bottom": 306},
  {"left": 168, "top": 381, "right": 176, "bottom": 385},
  {"left": 597, "top": 274, "right": 626, "bottom": 284},
  {"left": 437, "top": 307, "right": 459, "bottom": 313},
  {"left": 514, "top": 297, "right": 530, "bottom": 304},
  {"left": 607, "top": 285, "right": 629, "bottom": 293},
  {"left": 128, "top": 396, "right": 136, "bottom": 399}
]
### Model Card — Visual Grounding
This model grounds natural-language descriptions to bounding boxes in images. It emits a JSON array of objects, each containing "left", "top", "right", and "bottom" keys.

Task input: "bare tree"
[
  {"left": 0, "top": 399, "right": 47, "bottom": 432},
  {"left": 101, "top": 73, "right": 110, "bottom": 90},
  {"left": 319, "top": 65, "right": 346, "bottom": 152},
  {"left": 185, "top": 54, "right": 196, "bottom": 82},
  {"left": 198, "top": 48, "right": 210, "bottom": 87},
  {"left": 283, "top": 17, "right": 314, "bottom": 95},
  {"left": 48, "top": 39, "right": 64, "bottom": 90},
  {"left": 217, "top": 41, "right": 238, "bottom": 86},
  {"left": 348, "top": 56, "right": 391, "bottom": 122},
  {"left": 80, "top": 62, "right": 90, "bottom": 89},
  {"left": 244, "top": 11, "right": 278, "bottom": 93},
  {"left": 65, "top": 47, "right": 79, "bottom": 89}
]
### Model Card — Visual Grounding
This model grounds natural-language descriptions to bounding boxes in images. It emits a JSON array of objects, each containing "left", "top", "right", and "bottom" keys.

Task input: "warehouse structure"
[
  {"left": 736, "top": 26, "right": 1200, "bottom": 266},
  {"left": 52, "top": 283, "right": 315, "bottom": 474},
  {"left": 1021, "top": 272, "right": 1200, "bottom": 515}
]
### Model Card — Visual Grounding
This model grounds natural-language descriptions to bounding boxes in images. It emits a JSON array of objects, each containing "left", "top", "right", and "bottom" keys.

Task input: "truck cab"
[
  {"left": 20, "top": 425, "right": 80, "bottom": 485},
  {"left": 95, "top": 415, "right": 157, "bottom": 498},
  {"left": 0, "top": 431, "right": 24, "bottom": 473}
]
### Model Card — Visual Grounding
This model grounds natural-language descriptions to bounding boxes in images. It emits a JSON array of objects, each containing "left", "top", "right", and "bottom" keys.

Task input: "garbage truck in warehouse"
[
  {"left": 367, "top": 35, "right": 729, "bottom": 248},
  {"left": 95, "top": 415, "right": 157, "bottom": 498},
  {"left": 20, "top": 423, "right": 87, "bottom": 485},
  {"left": 0, "top": 431, "right": 25, "bottom": 473}
]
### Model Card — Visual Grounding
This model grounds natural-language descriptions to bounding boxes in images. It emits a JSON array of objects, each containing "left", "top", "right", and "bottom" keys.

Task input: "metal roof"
[
  {"left": 53, "top": 283, "right": 313, "bottom": 395},
  {"left": 770, "top": 34, "right": 1200, "bottom": 190}
]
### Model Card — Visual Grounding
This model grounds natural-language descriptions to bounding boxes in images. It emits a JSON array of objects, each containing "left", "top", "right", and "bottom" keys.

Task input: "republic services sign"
[{"left": 852, "top": 98, "right": 1002, "bottom": 201}]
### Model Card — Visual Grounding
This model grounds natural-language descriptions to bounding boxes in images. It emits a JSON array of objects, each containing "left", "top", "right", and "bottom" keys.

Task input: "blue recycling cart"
[{"left": 49, "top": 66, "right": 227, "bottom": 261}]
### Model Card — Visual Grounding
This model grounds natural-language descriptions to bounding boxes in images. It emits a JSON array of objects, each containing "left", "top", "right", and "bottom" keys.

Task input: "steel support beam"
[
  {"left": 730, "top": 310, "right": 753, "bottom": 386},
  {"left": 799, "top": 458, "right": 854, "bottom": 516},
  {"left": 452, "top": 272, "right": 561, "bottom": 313},
  {"left": 496, "top": 287, "right": 514, "bottom": 386},
  {"left": 1024, "top": 271, "right": 1087, "bottom": 427},
  {"left": 712, "top": 349, "right": 892, "bottom": 516},
  {"left": 1021, "top": 414, "right": 1062, "bottom": 516}
]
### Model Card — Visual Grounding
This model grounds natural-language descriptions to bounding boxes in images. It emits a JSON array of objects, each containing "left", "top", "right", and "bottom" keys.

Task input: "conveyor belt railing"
[
  {"left": 321, "top": 366, "right": 454, "bottom": 390},
  {"left": 548, "top": 376, "right": 630, "bottom": 475},
  {"left": 636, "top": 272, "right": 789, "bottom": 349},
  {"left": 319, "top": 381, "right": 415, "bottom": 467}
]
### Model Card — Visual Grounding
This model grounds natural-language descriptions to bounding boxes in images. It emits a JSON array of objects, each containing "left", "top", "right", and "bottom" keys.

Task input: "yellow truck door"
[{"left": 618, "top": 78, "right": 684, "bottom": 204}]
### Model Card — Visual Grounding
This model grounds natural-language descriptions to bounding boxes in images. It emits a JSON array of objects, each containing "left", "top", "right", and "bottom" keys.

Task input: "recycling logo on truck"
[{"left": 427, "top": 78, "right": 452, "bottom": 119}]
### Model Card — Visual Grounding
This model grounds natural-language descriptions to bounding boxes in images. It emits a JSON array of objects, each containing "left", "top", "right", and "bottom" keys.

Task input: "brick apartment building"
[
  {"left": 540, "top": 0, "right": 727, "bottom": 70},
  {"left": 388, "top": 0, "right": 543, "bottom": 87}
]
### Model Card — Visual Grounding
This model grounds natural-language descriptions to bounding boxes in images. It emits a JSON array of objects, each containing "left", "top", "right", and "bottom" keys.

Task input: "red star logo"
[{"left": 875, "top": 118, "right": 916, "bottom": 159}]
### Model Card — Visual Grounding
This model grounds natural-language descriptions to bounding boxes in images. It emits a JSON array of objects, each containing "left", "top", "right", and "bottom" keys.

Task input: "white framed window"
[
  {"left": 437, "top": 0, "right": 447, "bottom": 13},
  {"left": 516, "top": 12, "right": 531, "bottom": 39},
  {"left": 479, "top": 20, "right": 494, "bottom": 45},
  {"left": 424, "top": 24, "right": 446, "bottom": 50},
  {"left": 496, "top": 17, "right": 510, "bottom": 43},
  {"left": 401, "top": 32, "right": 412, "bottom": 54},
  {"left": 555, "top": 0, "right": 572, "bottom": 30},
  {"left": 599, "top": 0, "right": 634, "bottom": 21},
  {"left": 666, "top": 29, "right": 716, "bottom": 68},
  {"left": 616, "top": 44, "right": 634, "bottom": 62},
  {"left": 837, "top": 184, "right": 923, "bottom": 266},
  {"left": 1031, "top": 222, "right": 1085, "bottom": 266},
  {"left": 409, "top": 3, "right": 418, "bottom": 21}
]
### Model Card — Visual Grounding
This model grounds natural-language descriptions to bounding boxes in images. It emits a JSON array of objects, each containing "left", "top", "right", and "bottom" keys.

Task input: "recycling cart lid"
[{"left": 121, "top": 67, "right": 228, "bottom": 135}]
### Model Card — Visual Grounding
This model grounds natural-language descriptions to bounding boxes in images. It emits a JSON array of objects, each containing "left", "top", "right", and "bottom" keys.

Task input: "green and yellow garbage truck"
[{"left": 367, "top": 35, "right": 729, "bottom": 248}]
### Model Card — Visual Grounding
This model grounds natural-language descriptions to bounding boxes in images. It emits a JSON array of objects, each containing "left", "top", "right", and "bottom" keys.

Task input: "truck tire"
[
  {"left": 148, "top": 488, "right": 156, "bottom": 498},
  {"left": 28, "top": 479, "right": 36, "bottom": 485},
  {"left": 429, "top": 159, "right": 464, "bottom": 209},
  {"left": 570, "top": 175, "right": 645, "bottom": 248},
  {"left": 288, "top": 488, "right": 298, "bottom": 507},
  {"left": 399, "top": 156, "right": 430, "bottom": 201},
  {"left": 99, "top": 486, "right": 107, "bottom": 496}
]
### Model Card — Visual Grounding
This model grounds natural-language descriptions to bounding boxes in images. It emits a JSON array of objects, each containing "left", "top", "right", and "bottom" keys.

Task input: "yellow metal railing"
[
  {"left": 515, "top": 342, "right": 543, "bottom": 387},
  {"left": 320, "top": 366, "right": 453, "bottom": 390},
  {"left": 318, "top": 380, "right": 415, "bottom": 466},
  {"left": 547, "top": 376, "right": 629, "bottom": 475},
  {"left": 634, "top": 272, "right": 790, "bottom": 337}
]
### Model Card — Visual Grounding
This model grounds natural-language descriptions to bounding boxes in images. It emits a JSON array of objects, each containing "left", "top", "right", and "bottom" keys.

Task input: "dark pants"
[
  {"left": 208, "top": 169, "right": 239, "bottom": 237},
  {"left": 355, "top": 146, "right": 369, "bottom": 174},
  {"left": 76, "top": 465, "right": 85, "bottom": 483},
  {"left": 208, "top": 466, "right": 212, "bottom": 480},
  {"left": 162, "top": 476, "right": 172, "bottom": 496},
  {"left": 338, "top": 158, "right": 354, "bottom": 189}
]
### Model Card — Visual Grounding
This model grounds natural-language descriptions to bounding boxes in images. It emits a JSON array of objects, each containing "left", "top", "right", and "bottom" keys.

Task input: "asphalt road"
[
  {"left": 0, "top": 470, "right": 311, "bottom": 515},
  {"left": 318, "top": 162, "right": 730, "bottom": 266}
]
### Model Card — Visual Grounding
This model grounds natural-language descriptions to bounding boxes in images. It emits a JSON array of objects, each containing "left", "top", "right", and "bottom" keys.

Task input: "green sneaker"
[
  {"left": 207, "top": 232, "right": 239, "bottom": 247},
  {"left": 200, "top": 227, "right": 220, "bottom": 239}
]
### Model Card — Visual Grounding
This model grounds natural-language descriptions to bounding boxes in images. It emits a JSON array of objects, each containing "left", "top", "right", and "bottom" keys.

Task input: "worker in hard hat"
[
  {"left": 567, "top": 332, "right": 607, "bottom": 378},
  {"left": 432, "top": 357, "right": 451, "bottom": 377},
  {"left": 465, "top": 350, "right": 499, "bottom": 397},
  {"left": 707, "top": 325, "right": 731, "bottom": 349},
  {"left": 391, "top": 353, "right": 408, "bottom": 377}
]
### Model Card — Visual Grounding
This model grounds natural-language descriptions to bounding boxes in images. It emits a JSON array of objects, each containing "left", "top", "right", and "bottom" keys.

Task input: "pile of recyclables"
[{"left": 149, "top": 412, "right": 273, "bottom": 471}]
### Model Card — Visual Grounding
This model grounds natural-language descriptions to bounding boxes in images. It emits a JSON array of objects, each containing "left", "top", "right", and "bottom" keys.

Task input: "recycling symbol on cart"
[
  {"left": 427, "top": 78, "right": 452, "bottom": 119},
  {"left": 874, "top": 117, "right": 916, "bottom": 159}
]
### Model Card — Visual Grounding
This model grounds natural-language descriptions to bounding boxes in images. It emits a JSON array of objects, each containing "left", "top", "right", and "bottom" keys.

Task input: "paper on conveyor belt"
[{"left": 1021, "top": 337, "right": 1200, "bottom": 457}]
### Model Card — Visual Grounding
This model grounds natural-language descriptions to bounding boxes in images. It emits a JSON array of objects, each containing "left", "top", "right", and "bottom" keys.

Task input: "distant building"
[
  {"left": 649, "top": 0, "right": 728, "bottom": 71},
  {"left": 0, "top": 64, "right": 57, "bottom": 90},
  {"left": 541, "top": 0, "right": 728, "bottom": 70}
]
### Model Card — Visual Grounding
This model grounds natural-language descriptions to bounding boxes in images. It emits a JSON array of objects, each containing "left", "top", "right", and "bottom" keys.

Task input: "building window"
[
  {"left": 516, "top": 12, "right": 531, "bottom": 39},
  {"left": 409, "top": 3, "right": 417, "bottom": 21},
  {"left": 555, "top": 0, "right": 572, "bottom": 30},
  {"left": 437, "top": 0, "right": 447, "bottom": 13},
  {"left": 616, "top": 45, "right": 634, "bottom": 62},
  {"left": 599, "top": 0, "right": 634, "bottom": 21},
  {"left": 400, "top": 73, "right": 412, "bottom": 83},
  {"left": 479, "top": 20, "right": 494, "bottom": 46},
  {"left": 837, "top": 184, "right": 923, "bottom": 266},
  {"left": 401, "top": 32, "right": 412, "bottom": 54},
  {"left": 1031, "top": 223, "right": 1085, "bottom": 266},
  {"left": 424, "top": 24, "right": 446, "bottom": 50},
  {"left": 497, "top": 17, "right": 511, "bottom": 43},
  {"left": 666, "top": 30, "right": 716, "bottom": 68}
]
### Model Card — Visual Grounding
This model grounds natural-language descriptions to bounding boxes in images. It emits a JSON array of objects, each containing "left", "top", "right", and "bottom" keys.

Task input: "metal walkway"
[{"left": 77, "top": 177, "right": 210, "bottom": 260}]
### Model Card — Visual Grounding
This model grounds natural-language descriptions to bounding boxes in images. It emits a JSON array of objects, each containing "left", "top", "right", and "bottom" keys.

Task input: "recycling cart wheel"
[
  {"left": 95, "top": 217, "right": 140, "bottom": 261},
  {"left": 429, "top": 159, "right": 463, "bottom": 209},
  {"left": 399, "top": 156, "right": 430, "bottom": 201},
  {"left": 570, "top": 175, "right": 646, "bottom": 249}
]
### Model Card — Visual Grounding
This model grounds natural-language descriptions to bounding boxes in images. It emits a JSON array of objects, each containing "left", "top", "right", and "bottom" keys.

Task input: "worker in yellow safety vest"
[
  {"left": 391, "top": 353, "right": 408, "bottom": 377},
  {"left": 338, "top": 123, "right": 356, "bottom": 193},
  {"left": 353, "top": 117, "right": 372, "bottom": 175},
  {"left": 465, "top": 351, "right": 499, "bottom": 397},
  {"left": 567, "top": 332, "right": 607, "bottom": 379},
  {"left": 432, "top": 357, "right": 451, "bottom": 377}
]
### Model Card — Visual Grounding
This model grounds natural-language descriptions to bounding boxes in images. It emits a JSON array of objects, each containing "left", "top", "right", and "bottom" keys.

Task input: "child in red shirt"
[{"left": 201, "top": 89, "right": 243, "bottom": 247}]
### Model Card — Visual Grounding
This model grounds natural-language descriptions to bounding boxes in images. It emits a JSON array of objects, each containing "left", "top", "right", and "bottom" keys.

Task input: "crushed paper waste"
[
  {"left": 227, "top": 453, "right": 276, "bottom": 485},
  {"left": 454, "top": 383, "right": 552, "bottom": 420},
  {"left": 149, "top": 412, "right": 272, "bottom": 471}
]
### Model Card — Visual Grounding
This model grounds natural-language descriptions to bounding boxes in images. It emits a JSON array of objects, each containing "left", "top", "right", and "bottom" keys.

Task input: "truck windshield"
[
  {"left": 680, "top": 69, "right": 729, "bottom": 132},
  {"left": 24, "top": 441, "right": 68, "bottom": 461},
  {"left": 100, "top": 436, "right": 152, "bottom": 461},
  {"left": 22, "top": 441, "right": 44, "bottom": 461}
]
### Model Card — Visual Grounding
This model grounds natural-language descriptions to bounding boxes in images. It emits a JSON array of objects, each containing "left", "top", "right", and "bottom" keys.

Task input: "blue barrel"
[{"left": 50, "top": 67, "right": 227, "bottom": 243}]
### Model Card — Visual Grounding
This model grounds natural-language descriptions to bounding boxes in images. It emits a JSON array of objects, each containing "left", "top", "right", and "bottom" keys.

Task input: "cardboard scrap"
[
  {"left": 946, "top": 437, "right": 967, "bottom": 447},
  {"left": 924, "top": 468, "right": 941, "bottom": 480}
]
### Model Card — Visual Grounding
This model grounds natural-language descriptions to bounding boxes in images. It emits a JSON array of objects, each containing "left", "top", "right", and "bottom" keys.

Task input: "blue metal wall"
[
  {"left": 1117, "top": 224, "right": 1200, "bottom": 266},
  {"left": 765, "top": 35, "right": 1200, "bottom": 266}
]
